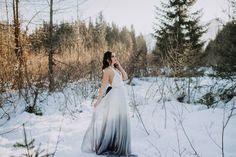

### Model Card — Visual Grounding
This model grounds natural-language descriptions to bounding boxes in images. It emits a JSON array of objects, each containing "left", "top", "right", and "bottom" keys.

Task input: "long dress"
[{"left": 81, "top": 67, "right": 131, "bottom": 156}]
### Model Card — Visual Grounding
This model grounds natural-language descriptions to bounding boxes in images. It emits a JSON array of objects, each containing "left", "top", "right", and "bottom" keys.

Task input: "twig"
[
  {"left": 205, "top": 125, "right": 221, "bottom": 149},
  {"left": 147, "top": 139, "right": 162, "bottom": 157},
  {"left": 131, "top": 86, "right": 150, "bottom": 135},
  {"left": 0, "top": 123, "right": 24, "bottom": 135},
  {"left": 180, "top": 121, "right": 201, "bottom": 157},
  {"left": 51, "top": 115, "right": 64, "bottom": 157},
  {"left": 221, "top": 101, "right": 236, "bottom": 157}
]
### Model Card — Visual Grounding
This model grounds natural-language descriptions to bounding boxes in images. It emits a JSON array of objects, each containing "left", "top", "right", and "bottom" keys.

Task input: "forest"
[{"left": 0, "top": 0, "right": 236, "bottom": 157}]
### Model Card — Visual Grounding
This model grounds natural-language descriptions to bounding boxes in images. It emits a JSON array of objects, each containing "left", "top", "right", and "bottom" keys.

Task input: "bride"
[{"left": 81, "top": 51, "right": 132, "bottom": 156}]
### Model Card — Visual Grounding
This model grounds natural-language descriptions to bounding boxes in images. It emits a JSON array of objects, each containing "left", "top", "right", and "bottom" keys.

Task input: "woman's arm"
[{"left": 94, "top": 69, "right": 109, "bottom": 107}]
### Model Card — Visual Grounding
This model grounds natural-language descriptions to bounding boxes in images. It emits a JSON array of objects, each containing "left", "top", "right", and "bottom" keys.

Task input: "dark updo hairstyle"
[{"left": 102, "top": 51, "right": 112, "bottom": 70}]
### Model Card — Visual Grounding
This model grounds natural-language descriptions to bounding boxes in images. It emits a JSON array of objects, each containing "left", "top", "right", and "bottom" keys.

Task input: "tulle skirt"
[{"left": 81, "top": 85, "right": 131, "bottom": 156}]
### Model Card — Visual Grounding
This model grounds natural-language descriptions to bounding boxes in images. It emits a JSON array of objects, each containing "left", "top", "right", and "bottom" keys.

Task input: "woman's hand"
[
  {"left": 94, "top": 69, "right": 109, "bottom": 108},
  {"left": 115, "top": 60, "right": 121, "bottom": 69},
  {"left": 115, "top": 60, "right": 128, "bottom": 80},
  {"left": 93, "top": 98, "right": 101, "bottom": 108}
]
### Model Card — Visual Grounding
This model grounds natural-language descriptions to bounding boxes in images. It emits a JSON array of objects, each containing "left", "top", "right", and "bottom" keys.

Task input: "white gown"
[{"left": 81, "top": 67, "right": 131, "bottom": 156}]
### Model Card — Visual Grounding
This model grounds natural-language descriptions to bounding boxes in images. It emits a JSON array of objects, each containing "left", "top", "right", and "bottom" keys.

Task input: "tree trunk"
[
  {"left": 13, "top": 0, "right": 24, "bottom": 92},
  {"left": 48, "top": 0, "right": 54, "bottom": 92}
]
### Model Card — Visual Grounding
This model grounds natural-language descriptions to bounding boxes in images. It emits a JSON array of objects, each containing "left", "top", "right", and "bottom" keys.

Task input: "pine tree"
[
  {"left": 153, "top": 0, "right": 206, "bottom": 76},
  {"left": 204, "top": 0, "right": 236, "bottom": 74},
  {"left": 136, "top": 34, "right": 148, "bottom": 76},
  {"left": 94, "top": 12, "right": 107, "bottom": 49},
  {"left": 186, "top": 10, "right": 206, "bottom": 54},
  {"left": 119, "top": 27, "right": 132, "bottom": 50},
  {"left": 204, "top": 22, "right": 236, "bottom": 73},
  {"left": 86, "top": 19, "right": 94, "bottom": 50}
]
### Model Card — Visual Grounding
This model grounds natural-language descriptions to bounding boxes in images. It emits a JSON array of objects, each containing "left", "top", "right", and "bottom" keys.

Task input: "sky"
[
  {"left": 0, "top": 0, "right": 230, "bottom": 35},
  {"left": 78, "top": 0, "right": 229, "bottom": 35}
]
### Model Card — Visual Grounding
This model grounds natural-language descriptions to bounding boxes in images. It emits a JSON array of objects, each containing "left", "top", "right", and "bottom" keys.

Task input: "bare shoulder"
[{"left": 103, "top": 67, "right": 113, "bottom": 75}]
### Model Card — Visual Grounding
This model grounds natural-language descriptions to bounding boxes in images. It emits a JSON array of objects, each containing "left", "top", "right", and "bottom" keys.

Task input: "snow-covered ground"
[{"left": 0, "top": 77, "right": 236, "bottom": 157}]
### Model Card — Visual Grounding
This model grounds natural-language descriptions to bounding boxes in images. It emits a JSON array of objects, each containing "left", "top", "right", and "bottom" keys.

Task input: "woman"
[{"left": 81, "top": 51, "right": 132, "bottom": 156}]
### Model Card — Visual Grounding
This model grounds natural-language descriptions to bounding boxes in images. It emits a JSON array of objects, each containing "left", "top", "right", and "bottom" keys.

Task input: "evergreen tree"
[
  {"left": 128, "top": 25, "right": 148, "bottom": 83},
  {"left": 105, "top": 23, "right": 120, "bottom": 48},
  {"left": 136, "top": 34, "right": 148, "bottom": 76},
  {"left": 111, "top": 23, "right": 120, "bottom": 45},
  {"left": 204, "top": 0, "right": 236, "bottom": 74},
  {"left": 120, "top": 27, "right": 132, "bottom": 50},
  {"left": 186, "top": 10, "right": 206, "bottom": 54},
  {"left": 94, "top": 12, "right": 107, "bottom": 49},
  {"left": 153, "top": 0, "right": 206, "bottom": 75},
  {"left": 29, "top": 22, "right": 75, "bottom": 53},
  {"left": 204, "top": 21, "right": 236, "bottom": 73},
  {"left": 130, "top": 25, "right": 137, "bottom": 54},
  {"left": 86, "top": 19, "right": 94, "bottom": 50},
  {"left": 105, "top": 25, "right": 113, "bottom": 47}
]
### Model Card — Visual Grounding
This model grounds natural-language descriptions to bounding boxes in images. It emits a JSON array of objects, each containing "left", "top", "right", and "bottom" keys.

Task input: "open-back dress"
[{"left": 81, "top": 67, "right": 131, "bottom": 156}]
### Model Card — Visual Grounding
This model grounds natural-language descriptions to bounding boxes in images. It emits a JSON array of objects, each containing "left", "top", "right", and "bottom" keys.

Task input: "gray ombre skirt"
[{"left": 81, "top": 85, "right": 131, "bottom": 156}]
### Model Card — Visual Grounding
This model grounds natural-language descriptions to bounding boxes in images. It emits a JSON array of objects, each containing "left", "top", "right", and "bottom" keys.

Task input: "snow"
[{"left": 0, "top": 76, "right": 236, "bottom": 157}]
